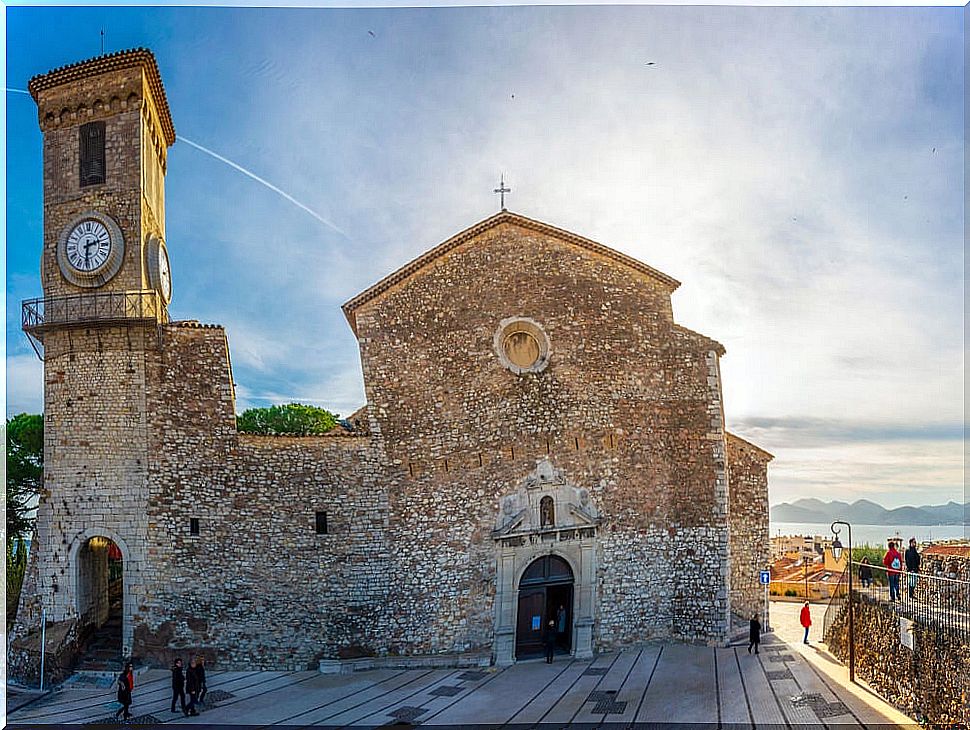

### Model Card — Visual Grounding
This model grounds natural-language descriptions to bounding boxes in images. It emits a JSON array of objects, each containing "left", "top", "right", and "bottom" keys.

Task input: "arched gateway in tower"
[{"left": 10, "top": 48, "right": 771, "bottom": 682}]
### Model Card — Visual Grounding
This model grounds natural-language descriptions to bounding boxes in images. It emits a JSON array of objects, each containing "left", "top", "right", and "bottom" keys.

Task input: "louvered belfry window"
[{"left": 79, "top": 121, "right": 106, "bottom": 187}]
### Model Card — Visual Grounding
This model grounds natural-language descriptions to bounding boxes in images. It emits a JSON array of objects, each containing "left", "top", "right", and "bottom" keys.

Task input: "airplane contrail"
[
  {"left": 5, "top": 91, "right": 346, "bottom": 238},
  {"left": 178, "top": 136, "right": 347, "bottom": 238}
]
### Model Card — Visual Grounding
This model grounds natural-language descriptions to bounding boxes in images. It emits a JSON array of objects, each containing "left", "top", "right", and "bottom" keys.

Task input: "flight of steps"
[{"left": 75, "top": 602, "right": 124, "bottom": 674}]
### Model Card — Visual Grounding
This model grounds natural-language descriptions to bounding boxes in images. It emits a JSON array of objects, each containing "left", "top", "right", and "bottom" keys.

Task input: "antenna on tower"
[{"left": 100, "top": 28, "right": 105, "bottom": 55}]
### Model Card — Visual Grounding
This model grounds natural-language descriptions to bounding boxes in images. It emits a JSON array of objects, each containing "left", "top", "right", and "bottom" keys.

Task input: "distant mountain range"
[{"left": 770, "top": 499, "right": 969, "bottom": 526}]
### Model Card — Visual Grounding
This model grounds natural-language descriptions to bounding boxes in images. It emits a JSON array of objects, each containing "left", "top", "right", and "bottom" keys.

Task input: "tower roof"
[
  {"left": 342, "top": 210, "right": 681, "bottom": 335},
  {"left": 28, "top": 48, "right": 176, "bottom": 146}
]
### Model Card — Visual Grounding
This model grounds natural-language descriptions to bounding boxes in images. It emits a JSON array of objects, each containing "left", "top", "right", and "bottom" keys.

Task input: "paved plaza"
[{"left": 7, "top": 631, "right": 915, "bottom": 728}]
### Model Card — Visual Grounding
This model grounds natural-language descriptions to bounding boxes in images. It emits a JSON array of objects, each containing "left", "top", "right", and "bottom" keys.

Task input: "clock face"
[
  {"left": 157, "top": 244, "right": 172, "bottom": 302},
  {"left": 66, "top": 219, "right": 112, "bottom": 272}
]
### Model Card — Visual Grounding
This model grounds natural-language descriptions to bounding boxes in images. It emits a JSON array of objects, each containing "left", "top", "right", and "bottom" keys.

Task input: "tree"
[
  {"left": 6, "top": 413, "right": 42, "bottom": 627},
  {"left": 6, "top": 413, "right": 43, "bottom": 545},
  {"left": 6, "top": 537, "right": 28, "bottom": 627},
  {"left": 236, "top": 403, "right": 339, "bottom": 436}
]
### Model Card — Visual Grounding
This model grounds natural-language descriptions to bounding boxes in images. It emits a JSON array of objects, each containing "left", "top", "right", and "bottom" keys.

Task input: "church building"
[{"left": 10, "top": 49, "right": 771, "bottom": 680}]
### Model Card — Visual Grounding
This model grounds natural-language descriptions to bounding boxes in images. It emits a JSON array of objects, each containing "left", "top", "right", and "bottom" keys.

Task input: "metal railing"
[
  {"left": 822, "top": 564, "right": 849, "bottom": 640},
  {"left": 854, "top": 561, "right": 970, "bottom": 638},
  {"left": 22, "top": 290, "right": 167, "bottom": 332}
]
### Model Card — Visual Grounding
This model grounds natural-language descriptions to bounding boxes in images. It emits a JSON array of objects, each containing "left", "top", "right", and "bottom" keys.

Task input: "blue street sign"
[{"left": 759, "top": 570, "right": 771, "bottom": 585}]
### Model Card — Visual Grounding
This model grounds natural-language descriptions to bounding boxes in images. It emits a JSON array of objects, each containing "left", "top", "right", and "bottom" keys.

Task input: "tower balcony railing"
[{"left": 22, "top": 290, "right": 168, "bottom": 335}]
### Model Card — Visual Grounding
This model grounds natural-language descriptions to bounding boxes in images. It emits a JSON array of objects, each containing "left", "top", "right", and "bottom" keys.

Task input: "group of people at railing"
[{"left": 856, "top": 537, "right": 922, "bottom": 601}]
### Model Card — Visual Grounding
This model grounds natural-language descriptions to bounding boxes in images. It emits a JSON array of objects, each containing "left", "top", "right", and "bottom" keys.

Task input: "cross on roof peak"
[{"left": 493, "top": 174, "right": 511, "bottom": 211}]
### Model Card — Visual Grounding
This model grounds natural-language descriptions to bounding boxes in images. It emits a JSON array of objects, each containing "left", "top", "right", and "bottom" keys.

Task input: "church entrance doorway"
[
  {"left": 76, "top": 536, "right": 124, "bottom": 670},
  {"left": 515, "top": 555, "right": 574, "bottom": 660}
]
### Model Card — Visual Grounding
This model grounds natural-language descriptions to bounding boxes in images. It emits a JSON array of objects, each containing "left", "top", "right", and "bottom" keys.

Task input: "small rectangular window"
[
  {"left": 315, "top": 511, "right": 328, "bottom": 535},
  {"left": 189, "top": 518, "right": 200, "bottom": 536},
  {"left": 79, "top": 121, "right": 106, "bottom": 187}
]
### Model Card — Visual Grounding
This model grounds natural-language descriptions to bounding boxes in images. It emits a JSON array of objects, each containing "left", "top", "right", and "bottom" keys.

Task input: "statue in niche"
[{"left": 539, "top": 496, "right": 555, "bottom": 527}]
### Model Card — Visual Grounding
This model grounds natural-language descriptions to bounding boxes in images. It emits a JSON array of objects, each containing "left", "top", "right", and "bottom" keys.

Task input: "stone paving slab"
[
  {"left": 504, "top": 660, "right": 591, "bottom": 725},
  {"left": 7, "top": 635, "right": 913, "bottom": 728},
  {"left": 714, "top": 647, "right": 751, "bottom": 726},
  {"left": 571, "top": 650, "right": 640, "bottom": 724},
  {"left": 636, "top": 642, "right": 717, "bottom": 723},
  {"left": 538, "top": 655, "right": 620, "bottom": 725},
  {"left": 597, "top": 646, "right": 660, "bottom": 726},
  {"left": 735, "top": 648, "right": 787, "bottom": 726}
]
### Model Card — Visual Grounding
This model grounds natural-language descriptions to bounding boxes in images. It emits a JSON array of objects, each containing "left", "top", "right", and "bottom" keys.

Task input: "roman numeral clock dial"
[
  {"left": 65, "top": 220, "right": 111, "bottom": 271},
  {"left": 56, "top": 212, "right": 125, "bottom": 287}
]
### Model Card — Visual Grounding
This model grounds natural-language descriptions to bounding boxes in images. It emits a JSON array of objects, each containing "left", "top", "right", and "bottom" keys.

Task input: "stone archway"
[
  {"left": 515, "top": 554, "right": 574, "bottom": 659},
  {"left": 69, "top": 527, "right": 133, "bottom": 657},
  {"left": 492, "top": 459, "right": 600, "bottom": 666}
]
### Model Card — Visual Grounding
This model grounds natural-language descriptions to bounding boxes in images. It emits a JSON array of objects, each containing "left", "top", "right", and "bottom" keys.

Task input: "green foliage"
[
  {"left": 784, "top": 589, "right": 798, "bottom": 597},
  {"left": 236, "top": 403, "right": 339, "bottom": 436},
  {"left": 6, "top": 537, "right": 28, "bottom": 627},
  {"left": 6, "top": 413, "right": 43, "bottom": 544}
]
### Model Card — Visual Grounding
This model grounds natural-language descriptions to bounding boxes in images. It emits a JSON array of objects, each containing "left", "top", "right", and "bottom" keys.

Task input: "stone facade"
[
  {"left": 726, "top": 433, "right": 772, "bottom": 623},
  {"left": 11, "top": 49, "right": 772, "bottom": 679}
]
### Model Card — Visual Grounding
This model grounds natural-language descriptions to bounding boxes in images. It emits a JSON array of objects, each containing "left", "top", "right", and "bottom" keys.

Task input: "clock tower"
[{"left": 16, "top": 50, "right": 177, "bottom": 658}]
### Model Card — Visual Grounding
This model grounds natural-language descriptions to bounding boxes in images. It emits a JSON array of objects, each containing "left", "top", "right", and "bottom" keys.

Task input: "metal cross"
[{"left": 494, "top": 174, "right": 511, "bottom": 211}]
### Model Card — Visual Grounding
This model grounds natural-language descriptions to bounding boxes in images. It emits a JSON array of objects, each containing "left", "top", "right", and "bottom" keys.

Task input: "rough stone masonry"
[{"left": 10, "top": 49, "right": 772, "bottom": 678}]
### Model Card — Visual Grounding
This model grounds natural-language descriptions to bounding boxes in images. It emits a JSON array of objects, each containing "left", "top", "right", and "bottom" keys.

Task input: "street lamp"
[{"left": 831, "top": 520, "right": 855, "bottom": 683}]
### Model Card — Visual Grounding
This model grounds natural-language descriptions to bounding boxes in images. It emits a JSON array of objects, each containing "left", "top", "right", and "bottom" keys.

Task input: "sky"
[{"left": 4, "top": 3, "right": 966, "bottom": 510}]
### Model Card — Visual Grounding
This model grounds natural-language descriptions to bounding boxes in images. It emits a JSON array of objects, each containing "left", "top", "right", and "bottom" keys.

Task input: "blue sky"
[{"left": 5, "top": 4, "right": 965, "bottom": 509}]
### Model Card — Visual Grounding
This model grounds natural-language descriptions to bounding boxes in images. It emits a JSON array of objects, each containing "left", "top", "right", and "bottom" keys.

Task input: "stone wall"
[
  {"left": 826, "top": 597, "right": 970, "bottom": 726},
  {"left": 38, "top": 66, "right": 167, "bottom": 298},
  {"left": 726, "top": 433, "right": 772, "bottom": 624},
  {"left": 352, "top": 218, "right": 734, "bottom": 649},
  {"left": 136, "top": 323, "right": 393, "bottom": 669},
  {"left": 10, "top": 325, "right": 155, "bottom": 659}
]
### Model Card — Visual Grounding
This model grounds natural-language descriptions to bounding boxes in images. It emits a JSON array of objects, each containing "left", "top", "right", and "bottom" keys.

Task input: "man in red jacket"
[
  {"left": 883, "top": 539, "right": 903, "bottom": 602},
  {"left": 799, "top": 601, "right": 811, "bottom": 644}
]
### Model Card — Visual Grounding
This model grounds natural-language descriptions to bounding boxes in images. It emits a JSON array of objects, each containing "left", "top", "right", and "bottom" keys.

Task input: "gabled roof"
[
  {"left": 28, "top": 48, "right": 176, "bottom": 147},
  {"left": 726, "top": 431, "right": 775, "bottom": 461},
  {"left": 342, "top": 210, "right": 681, "bottom": 336}
]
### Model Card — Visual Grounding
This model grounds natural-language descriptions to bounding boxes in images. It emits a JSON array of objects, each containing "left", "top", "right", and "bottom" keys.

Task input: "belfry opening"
[
  {"left": 76, "top": 536, "right": 124, "bottom": 668},
  {"left": 515, "top": 554, "right": 574, "bottom": 659}
]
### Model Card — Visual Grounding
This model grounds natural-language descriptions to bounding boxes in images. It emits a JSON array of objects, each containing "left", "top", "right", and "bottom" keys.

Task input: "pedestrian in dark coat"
[
  {"left": 748, "top": 613, "right": 761, "bottom": 654},
  {"left": 170, "top": 658, "right": 187, "bottom": 714},
  {"left": 185, "top": 657, "right": 200, "bottom": 716},
  {"left": 905, "top": 538, "right": 921, "bottom": 599},
  {"left": 114, "top": 662, "right": 134, "bottom": 721},
  {"left": 858, "top": 558, "right": 873, "bottom": 588},
  {"left": 196, "top": 655, "right": 208, "bottom": 705},
  {"left": 543, "top": 620, "right": 557, "bottom": 663}
]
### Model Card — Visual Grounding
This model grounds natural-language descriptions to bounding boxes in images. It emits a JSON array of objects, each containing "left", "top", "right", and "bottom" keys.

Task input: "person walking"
[
  {"left": 543, "top": 620, "right": 557, "bottom": 663},
  {"left": 799, "top": 601, "right": 812, "bottom": 644},
  {"left": 196, "top": 655, "right": 208, "bottom": 706},
  {"left": 114, "top": 661, "right": 134, "bottom": 721},
  {"left": 185, "top": 657, "right": 200, "bottom": 716},
  {"left": 748, "top": 613, "right": 761, "bottom": 654},
  {"left": 883, "top": 539, "right": 903, "bottom": 602},
  {"left": 858, "top": 557, "right": 873, "bottom": 589},
  {"left": 170, "top": 658, "right": 187, "bottom": 715},
  {"left": 905, "top": 538, "right": 921, "bottom": 600}
]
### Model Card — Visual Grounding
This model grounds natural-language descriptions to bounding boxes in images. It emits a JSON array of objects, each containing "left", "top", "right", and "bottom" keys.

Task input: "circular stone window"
[{"left": 494, "top": 317, "right": 551, "bottom": 374}]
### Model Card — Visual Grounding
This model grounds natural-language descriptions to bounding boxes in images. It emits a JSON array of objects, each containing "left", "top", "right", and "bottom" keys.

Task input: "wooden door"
[{"left": 515, "top": 588, "right": 546, "bottom": 658}]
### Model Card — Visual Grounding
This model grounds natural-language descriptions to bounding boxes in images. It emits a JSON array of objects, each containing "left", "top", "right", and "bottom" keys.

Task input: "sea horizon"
[{"left": 771, "top": 521, "right": 968, "bottom": 546}]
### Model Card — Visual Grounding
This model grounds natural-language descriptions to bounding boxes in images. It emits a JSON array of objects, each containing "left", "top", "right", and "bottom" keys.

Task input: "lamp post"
[{"left": 831, "top": 520, "right": 854, "bottom": 683}]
